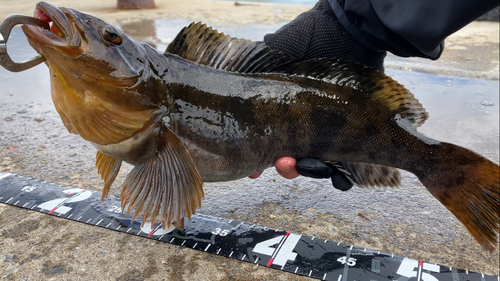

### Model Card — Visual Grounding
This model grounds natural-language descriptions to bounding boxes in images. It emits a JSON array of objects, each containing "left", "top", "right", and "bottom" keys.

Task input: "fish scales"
[{"left": 159, "top": 55, "right": 417, "bottom": 181}]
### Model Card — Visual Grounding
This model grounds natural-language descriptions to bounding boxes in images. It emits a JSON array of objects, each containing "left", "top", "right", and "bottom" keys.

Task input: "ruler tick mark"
[
  {"left": 216, "top": 248, "right": 221, "bottom": 255},
  {"left": 106, "top": 223, "right": 111, "bottom": 228},
  {"left": 126, "top": 228, "right": 131, "bottom": 233},
  {"left": 86, "top": 218, "right": 92, "bottom": 223},
  {"left": 170, "top": 238, "right": 175, "bottom": 243},
  {"left": 96, "top": 219, "right": 103, "bottom": 226},
  {"left": 193, "top": 243, "right": 198, "bottom": 249},
  {"left": 14, "top": 200, "right": 19, "bottom": 205},
  {"left": 337, "top": 274, "right": 342, "bottom": 281},
  {"left": 294, "top": 267, "right": 299, "bottom": 274},
  {"left": 229, "top": 251, "right": 233, "bottom": 257},
  {"left": 323, "top": 273, "right": 327, "bottom": 280},
  {"left": 158, "top": 235, "right": 164, "bottom": 240},
  {"left": 241, "top": 254, "right": 246, "bottom": 261},
  {"left": 204, "top": 244, "right": 210, "bottom": 252},
  {"left": 309, "top": 270, "right": 312, "bottom": 277},
  {"left": 181, "top": 240, "right": 186, "bottom": 246},
  {"left": 76, "top": 216, "right": 82, "bottom": 221}
]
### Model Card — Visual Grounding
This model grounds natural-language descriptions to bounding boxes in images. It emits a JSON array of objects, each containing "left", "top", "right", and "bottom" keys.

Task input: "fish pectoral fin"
[
  {"left": 327, "top": 161, "right": 401, "bottom": 188},
  {"left": 166, "top": 22, "right": 292, "bottom": 73},
  {"left": 120, "top": 125, "right": 204, "bottom": 228},
  {"left": 96, "top": 151, "right": 122, "bottom": 201}
]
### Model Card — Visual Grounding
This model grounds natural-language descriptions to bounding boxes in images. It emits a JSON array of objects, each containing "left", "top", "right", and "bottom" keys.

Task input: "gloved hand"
[
  {"left": 248, "top": 157, "right": 353, "bottom": 191},
  {"left": 264, "top": 0, "right": 386, "bottom": 73}
]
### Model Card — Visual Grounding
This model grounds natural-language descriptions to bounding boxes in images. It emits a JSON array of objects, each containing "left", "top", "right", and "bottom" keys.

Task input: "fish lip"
[{"left": 22, "top": 1, "right": 73, "bottom": 47}]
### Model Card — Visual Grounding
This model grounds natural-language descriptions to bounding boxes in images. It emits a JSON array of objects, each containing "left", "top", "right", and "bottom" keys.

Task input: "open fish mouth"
[{"left": 22, "top": 1, "right": 73, "bottom": 47}]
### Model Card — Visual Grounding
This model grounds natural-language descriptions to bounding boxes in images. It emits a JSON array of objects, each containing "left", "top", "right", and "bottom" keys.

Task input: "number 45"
[{"left": 337, "top": 256, "right": 356, "bottom": 266}]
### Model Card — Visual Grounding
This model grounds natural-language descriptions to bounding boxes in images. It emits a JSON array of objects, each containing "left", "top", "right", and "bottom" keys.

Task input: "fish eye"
[{"left": 101, "top": 25, "right": 122, "bottom": 45}]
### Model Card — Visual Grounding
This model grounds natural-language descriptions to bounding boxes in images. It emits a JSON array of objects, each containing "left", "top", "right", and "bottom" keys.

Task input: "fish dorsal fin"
[
  {"left": 167, "top": 23, "right": 427, "bottom": 126},
  {"left": 96, "top": 151, "right": 122, "bottom": 201},
  {"left": 279, "top": 59, "right": 429, "bottom": 127},
  {"left": 328, "top": 161, "right": 401, "bottom": 188},
  {"left": 120, "top": 124, "right": 204, "bottom": 228},
  {"left": 166, "top": 22, "right": 292, "bottom": 73}
]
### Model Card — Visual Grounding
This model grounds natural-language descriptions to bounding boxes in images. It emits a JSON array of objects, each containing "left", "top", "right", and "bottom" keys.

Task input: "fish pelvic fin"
[
  {"left": 278, "top": 59, "right": 429, "bottom": 127},
  {"left": 96, "top": 151, "right": 122, "bottom": 201},
  {"left": 327, "top": 161, "right": 401, "bottom": 188},
  {"left": 166, "top": 22, "right": 292, "bottom": 73},
  {"left": 120, "top": 124, "right": 204, "bottom": 228},
  {"left": 418, "top": 143, "right": 499, "bottom": 251}
]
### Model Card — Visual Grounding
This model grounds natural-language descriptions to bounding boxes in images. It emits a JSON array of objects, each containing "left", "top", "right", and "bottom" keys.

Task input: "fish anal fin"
[
  {"left": 95, "top": 151, "right": 122, "bottom": 201},
  {"left": 166, "top": 22, "right": 292, "bottom": 73},
  {"left": 327, "top": 161, "right": 401, "bottom": 188},
  {"left": 120, "top": 124, "right": 204, "bottom": 228}
]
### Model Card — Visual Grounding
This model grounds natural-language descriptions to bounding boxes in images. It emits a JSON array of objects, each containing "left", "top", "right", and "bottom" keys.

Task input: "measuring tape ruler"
[{"left": 0, "top": 171, "right": 497, "bottom": 281}]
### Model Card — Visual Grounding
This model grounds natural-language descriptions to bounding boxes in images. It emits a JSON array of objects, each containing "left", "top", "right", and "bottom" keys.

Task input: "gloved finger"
[
  {"left": 329, "top": 165, "right": 354, "bottom": 191},
  {"left": 296, "top": 158, "right": 332, "bottom": 178},
  {"left": 274, "top": 157, "right": 300, "bottom": 179},
  {"left": 297, "top": 158, "right": 354, "bottom": 191}
]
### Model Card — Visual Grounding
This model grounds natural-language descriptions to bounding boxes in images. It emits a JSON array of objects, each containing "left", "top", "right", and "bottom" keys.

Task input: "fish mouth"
[{"left": 22, "top": 2, "right": 75, "bottom": 49}]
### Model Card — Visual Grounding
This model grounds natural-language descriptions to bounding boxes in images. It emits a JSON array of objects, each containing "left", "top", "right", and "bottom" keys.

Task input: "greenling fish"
[{"left": 22, "top": 2, "right": 499, "bottom": 250}]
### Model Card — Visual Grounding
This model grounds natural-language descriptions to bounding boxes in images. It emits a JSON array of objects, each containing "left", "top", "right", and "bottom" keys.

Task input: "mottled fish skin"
[
  {"left": 22, "top": 3, "right": 499, "bottom": 250},
  {"left": 157, "top": 55, "right": 419, "bottom": 181}
]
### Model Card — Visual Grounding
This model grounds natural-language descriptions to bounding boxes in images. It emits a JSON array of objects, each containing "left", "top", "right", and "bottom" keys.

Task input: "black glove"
[
  {"left": 296, "top": 158, "right": 353, "bottom": 191},
  {"left": 264, "top": 0, "right": 386, "bottom": 73}
]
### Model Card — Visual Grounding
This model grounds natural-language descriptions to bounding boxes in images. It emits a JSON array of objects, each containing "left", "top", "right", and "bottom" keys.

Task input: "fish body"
[{"left": 22, "top": 2, "right": 499, "bottom": 250}]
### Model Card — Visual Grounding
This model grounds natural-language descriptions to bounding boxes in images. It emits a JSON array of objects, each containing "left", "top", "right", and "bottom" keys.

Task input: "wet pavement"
[{"left": 0, "top": 26, "right": 499, "bottom": 279}]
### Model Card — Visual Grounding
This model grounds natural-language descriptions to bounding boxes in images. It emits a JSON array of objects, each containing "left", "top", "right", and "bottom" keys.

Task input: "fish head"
[{"left": 22, "top": 2, "right": 163, "bottom": 145}]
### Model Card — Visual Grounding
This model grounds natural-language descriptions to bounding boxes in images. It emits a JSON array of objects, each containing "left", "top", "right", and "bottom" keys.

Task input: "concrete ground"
[{"left": 0, "top": 0, "right": 499, "bottom": 280}]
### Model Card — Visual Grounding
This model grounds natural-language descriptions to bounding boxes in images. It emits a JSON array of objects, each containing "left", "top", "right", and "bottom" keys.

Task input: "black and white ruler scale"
[{"left": 0, "top": 171, "right": 498, "bottom": 281}]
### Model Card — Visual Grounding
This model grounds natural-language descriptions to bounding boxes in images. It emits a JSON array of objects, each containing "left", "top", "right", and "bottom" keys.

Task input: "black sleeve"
[{"left": 329, "top": 0, "right": 499, "bottom": 59}]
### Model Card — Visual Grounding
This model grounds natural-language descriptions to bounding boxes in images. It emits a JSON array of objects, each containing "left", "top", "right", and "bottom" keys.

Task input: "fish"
[{"left": 22, "top": 2, "right": 499, "bottom": 250}]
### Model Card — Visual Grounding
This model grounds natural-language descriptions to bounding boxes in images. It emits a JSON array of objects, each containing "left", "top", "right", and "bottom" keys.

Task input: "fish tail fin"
[{"left": 418, "top": 143, "right": 499, "bottom": 251}]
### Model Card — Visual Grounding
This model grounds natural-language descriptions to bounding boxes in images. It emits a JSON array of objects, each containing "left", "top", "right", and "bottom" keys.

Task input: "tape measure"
[{"left": 0, "top": 171, "right": 497, "bottom": 281}]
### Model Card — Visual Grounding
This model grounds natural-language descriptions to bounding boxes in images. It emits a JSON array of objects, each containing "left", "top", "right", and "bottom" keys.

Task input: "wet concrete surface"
[{"left": 0, "top": 27, "right": 499, "bottom": 279}]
